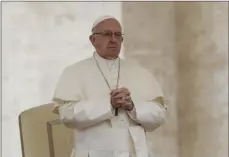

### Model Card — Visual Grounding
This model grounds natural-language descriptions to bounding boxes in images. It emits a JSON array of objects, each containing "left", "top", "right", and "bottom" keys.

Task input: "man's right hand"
[{"left": 110, "top": 96, "right": 122, "bottom": 109}]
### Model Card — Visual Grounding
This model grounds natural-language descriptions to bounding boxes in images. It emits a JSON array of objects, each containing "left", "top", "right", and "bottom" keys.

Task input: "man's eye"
[{"left": 104, "top": 32, "right": 111, "bottom": 36}]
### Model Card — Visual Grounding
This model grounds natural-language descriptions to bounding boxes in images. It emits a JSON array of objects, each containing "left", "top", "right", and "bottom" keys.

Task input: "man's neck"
[
  {"left": 96, "top": 52, "right": 118, "bottom": 60},
  {"left": 103, "top": 56, "right": 118, "bottom": 60}
]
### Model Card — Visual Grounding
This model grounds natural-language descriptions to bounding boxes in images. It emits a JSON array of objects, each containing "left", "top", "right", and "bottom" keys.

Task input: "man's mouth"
[{"left": 108, "top": 46, "right": 117, "bottom": 48}]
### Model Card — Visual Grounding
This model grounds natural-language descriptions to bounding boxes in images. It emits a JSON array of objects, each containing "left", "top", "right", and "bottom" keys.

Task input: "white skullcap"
[{"left": 91, "top": 15, "right": 118, "bottom": 31}]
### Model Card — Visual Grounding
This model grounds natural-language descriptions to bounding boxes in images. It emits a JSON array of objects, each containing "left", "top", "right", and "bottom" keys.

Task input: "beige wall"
[
  {"left": 122, "top": 2, "right": 228, "bottom": 157},
  {"left": 175, "top": 2, "right": 228, "bottom": 157},
  {"left": 122, "top": 2, "right": 179, "bottom": 157}
]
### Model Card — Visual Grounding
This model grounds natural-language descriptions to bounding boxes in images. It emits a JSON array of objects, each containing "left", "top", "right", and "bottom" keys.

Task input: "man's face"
[{"left": 90, "top": 19, "right": 123, "bottom": 59}]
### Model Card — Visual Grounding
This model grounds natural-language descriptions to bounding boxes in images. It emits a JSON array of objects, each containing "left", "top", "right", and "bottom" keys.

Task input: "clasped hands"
[{"left": 110, "top": 87, "right": 134, "bottom": 111}]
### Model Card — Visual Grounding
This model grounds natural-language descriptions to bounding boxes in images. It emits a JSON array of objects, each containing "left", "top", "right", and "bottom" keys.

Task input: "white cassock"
[{"left": 52, "top": 52, "right": 167, "bottom": 157}]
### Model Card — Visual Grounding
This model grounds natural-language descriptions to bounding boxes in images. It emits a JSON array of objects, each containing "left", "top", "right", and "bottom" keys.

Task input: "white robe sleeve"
[
  {"left": 127, "top": 97, "right": 167, "bottom": 132},
  {"left": 126, "top": 69, "right": 167, "bottom": 132},
  {"left": 52, "top": 66, "right": 114, "bottom": 129},
  {"left": 58, "top": 99, "right": 114, "bottom": 129}
]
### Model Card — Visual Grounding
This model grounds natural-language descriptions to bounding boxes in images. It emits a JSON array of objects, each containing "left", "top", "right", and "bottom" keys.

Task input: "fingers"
[
  {"left": 125, "top": 95, "right": 131, "bottom": 101},
  {"left": 122, "top": 101, "right": 132, "bottom": 107},
  {"left": 111, "top": 97, "right": 121, "bottom": 108},
  {"left": 110, "top": 87, "right": 128, "bottom": 93},
  {"left": 110, "top": 87, "right": 130, "bottom": 96},
  {"left": 121, "top": 95, "right": 131, "bottom": 101},
  {"left": 113, "top": 93, "right": 131, "bottom": 99},
  {"left": 112, "top": 91, "right": 131, "bottom": 101},
  {"left": 111, "top": 96, "right": 132, "bottom": 108},
  {"left": 115, "top": 99, "right": 130, "bottom": 105},
  {"left": 123, "top": 101, "right": 134, "bottom": 111},
  {"left": 110, "top": 87, "right": 132, "bottom": 109},
  {"left": 110, "top": 88, "right": 122, "bottom": 95},
  {"left": 112, "top": 97, "right": 131, "bottom": 105}
]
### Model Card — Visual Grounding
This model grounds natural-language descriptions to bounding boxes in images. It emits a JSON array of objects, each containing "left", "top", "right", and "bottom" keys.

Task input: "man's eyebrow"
[{"left": 101, "top": 30, "right": 122, "bottom": 32}]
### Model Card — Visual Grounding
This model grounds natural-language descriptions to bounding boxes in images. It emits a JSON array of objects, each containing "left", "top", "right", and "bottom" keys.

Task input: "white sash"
[
  {"left": 74, "top": 126, "right": 149, "bottom": 157},
  {"left": 129, "top": 126, "right": 149, "bottom": 157},
  {"left": 75, "top": 128, "right": 135, "bottom": 152}
]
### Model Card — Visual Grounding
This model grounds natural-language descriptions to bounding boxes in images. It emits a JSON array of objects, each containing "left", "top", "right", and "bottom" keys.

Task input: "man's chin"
[
  {"left": 107, "top": 48, "right": 120, "bottom": 53},
  {"left": 105, "top": 51, "right": 120, "bottom": 59},
  {"left": 109, "top": 51, "right": 120, "bottom": 56}
]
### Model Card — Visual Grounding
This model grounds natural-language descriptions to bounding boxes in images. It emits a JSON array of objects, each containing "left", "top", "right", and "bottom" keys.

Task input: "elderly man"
[{"left": 52, "top": 15, "right": 167, "bottom": 157}]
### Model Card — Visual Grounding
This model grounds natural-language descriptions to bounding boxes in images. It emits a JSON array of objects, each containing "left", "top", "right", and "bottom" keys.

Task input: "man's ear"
[
  {"left": 121, "top": 37, "right": 124, "bottom": 43},
  {"left": 89, "top": 35, "right": 95, "bottom": 45}
]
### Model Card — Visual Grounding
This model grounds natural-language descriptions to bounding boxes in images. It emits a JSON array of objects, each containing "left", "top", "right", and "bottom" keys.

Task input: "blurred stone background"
[{"left": 2, "top": 2, "right": 228, "bottom": 157}]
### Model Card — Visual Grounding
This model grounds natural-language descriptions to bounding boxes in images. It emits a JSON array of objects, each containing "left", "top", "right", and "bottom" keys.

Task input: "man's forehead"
[{"left": 98, "top": 19, "right": 121, "bottom": 28}]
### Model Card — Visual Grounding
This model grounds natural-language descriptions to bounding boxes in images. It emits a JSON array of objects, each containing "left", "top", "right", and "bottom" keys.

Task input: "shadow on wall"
[{"left": 122, "top": 1, "right": 228, "bottom": 157}]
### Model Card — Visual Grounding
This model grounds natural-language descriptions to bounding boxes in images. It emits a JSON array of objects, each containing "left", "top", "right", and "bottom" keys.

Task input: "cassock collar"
[{"left": 94, "top": 51, "right": 119, "bottom": 68}]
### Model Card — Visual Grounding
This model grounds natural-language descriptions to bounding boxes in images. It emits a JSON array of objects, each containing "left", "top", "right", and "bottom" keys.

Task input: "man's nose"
[{"left": 110, "top": 34, "right": 117, "bottom": 42}]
